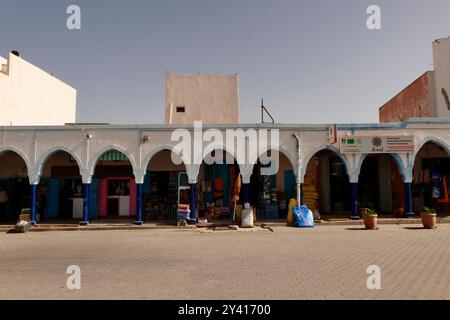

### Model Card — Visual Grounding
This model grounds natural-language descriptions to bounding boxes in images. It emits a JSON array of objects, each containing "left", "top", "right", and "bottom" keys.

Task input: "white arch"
[
  {"left": 300, "top": 144, "right": 351, "bottom": 180},
  {"left": 35, "top": 146, "right": 83, "bottom": 178},
  {"left": 356, "top": 153, "right": 407, "bottom": 182},
  {"left": 256, "top": 145, "right": 296, "bottom": 170},
  {"left": 0, "top": 146, "right": 33, "bottom": 175},
  {"left": 193, "top": 143, "right": 245, "bottom": 167},
  {"left": 142, "top": 144, "right": 188, "bottom": 171},
  {"left": 411, "top": 136, "right": 450, "bottom": 166},
  {"left": 190, "top": 146, "right": 248, "bottom": 183},
  {"left": 242, "top": 145, "right": 297, "bottom": 181},
  {"left": 88, "top": 145, "right": 138, "bottom": 177}
]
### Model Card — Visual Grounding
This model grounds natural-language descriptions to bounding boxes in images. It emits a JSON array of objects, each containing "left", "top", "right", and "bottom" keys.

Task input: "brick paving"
[{"left": 0, "top": 224, "right": 449, "bottom": 300}]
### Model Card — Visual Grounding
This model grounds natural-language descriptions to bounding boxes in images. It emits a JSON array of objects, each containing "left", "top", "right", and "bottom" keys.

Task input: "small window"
[{"left": 176, "top": 106, "right": 185, "bottom": 113}]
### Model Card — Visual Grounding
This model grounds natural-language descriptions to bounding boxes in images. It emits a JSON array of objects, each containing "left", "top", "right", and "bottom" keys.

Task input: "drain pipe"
[{"left": 293, "top": 133, "right": 302, "bottom": 207}]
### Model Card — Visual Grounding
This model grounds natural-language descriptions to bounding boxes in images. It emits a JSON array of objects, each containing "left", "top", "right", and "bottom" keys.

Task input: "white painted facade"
[
  {"left": 0, "top": 52, "right": 76, "bottom": 126},
  {"left": 433, "top": 37, "right": 450, "bottom": 117},
  {"left": 165, "top": 74, "right": 239, "bottom": 124},
  {"left": 1, "top": 119, "right": 450, "bottom": 189}
]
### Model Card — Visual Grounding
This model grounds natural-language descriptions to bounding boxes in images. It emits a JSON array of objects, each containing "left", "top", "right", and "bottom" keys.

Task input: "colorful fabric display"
[{"left": 178, "top": 204, "right": 190, "bottom": 210}]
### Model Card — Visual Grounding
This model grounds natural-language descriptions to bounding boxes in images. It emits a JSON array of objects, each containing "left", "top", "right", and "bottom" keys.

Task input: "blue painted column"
[
  {"left": 80, "top": 183, "right": 90, "bottom": 225},
  {"left": 31, "top": 184, "right": 37, "bottom": 225},
  {"left": 299, "top": 183, "right": 302, "bottom": 206},
  {"left": 296, "top": 181, "right": 302, "bottom": 208},
  {"left": 350, "top": 183, "right": 359, "bottom": 220},
  {"left": 190, "top": 183, "right": 196, "bottom": 222},
  {"left": 243, "top": 183, "right": 250, "bottom": 204},
  {"left": 134, "top": 184, "right": 143, "bottom": 225},
  {"left": 405, "top": 182, "right": 414, "bottom": 218}
]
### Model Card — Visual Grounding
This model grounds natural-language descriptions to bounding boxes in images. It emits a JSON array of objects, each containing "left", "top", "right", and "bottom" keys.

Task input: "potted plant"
[
  {"left": 363, "top": 209, "right": 378, "bottom": 230},
  {"left": 421, "top": 207, "right": 437, "bottom": 229}
]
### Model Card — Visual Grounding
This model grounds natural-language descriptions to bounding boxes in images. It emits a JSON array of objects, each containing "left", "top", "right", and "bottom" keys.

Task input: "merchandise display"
[{"left": 302, "top": 173, "right": 319, "bottom": 212}]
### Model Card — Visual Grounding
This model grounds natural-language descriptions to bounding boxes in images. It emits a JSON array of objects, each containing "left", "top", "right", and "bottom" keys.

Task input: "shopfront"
[
  {"left": 412, "top": 141, "right": 450, "bottom": 214},
  {"left": 95, "top": 150, "right": 135, "bottom": 218},
  {"left": 196, "top": 151, "right": 241, "bottom": 221},
  {"left": 143, "top": 149, "right": 186, "bottom": 221},
  {"left": 303, "top": 149, "right": 351, "bottom": 216}
]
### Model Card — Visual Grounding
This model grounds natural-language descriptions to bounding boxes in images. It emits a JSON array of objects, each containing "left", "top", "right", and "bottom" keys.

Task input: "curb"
[{"left": 1, "top": 218, "right": 450, "bottom": 233}]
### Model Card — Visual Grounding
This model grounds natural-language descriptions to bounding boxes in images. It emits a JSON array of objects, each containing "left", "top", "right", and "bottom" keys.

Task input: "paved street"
[{"left": 0, "top": 224, "right": 449, "bottom": 300}]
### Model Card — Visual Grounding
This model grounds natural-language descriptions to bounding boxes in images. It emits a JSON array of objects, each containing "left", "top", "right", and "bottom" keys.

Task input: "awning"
[{"left": 100, "top": 150, "right": 128, "bottom": 161}]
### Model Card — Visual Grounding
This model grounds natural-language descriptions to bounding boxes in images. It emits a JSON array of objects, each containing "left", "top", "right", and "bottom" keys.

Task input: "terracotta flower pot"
[
  {"left": 421, "top": 213, "right": 437, "bottom": 229},
  {"left": 363, "top": 215, "right": 378, "bottom": 230}
]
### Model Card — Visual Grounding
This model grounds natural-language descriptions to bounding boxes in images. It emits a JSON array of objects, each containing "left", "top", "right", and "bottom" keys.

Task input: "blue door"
[
  {"left": 44, "top": 179, "right": 60, "bottom": 219},
  {"left": 284, "top": 170, "right": 296, "bottom": 203},
  {"left": 89, "top": 179, "right": 99, "bottom": 219}
]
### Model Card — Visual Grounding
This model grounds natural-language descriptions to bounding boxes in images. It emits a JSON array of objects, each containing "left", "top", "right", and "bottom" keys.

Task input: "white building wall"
[
  {"left": 0, "top": 52, "right": 76, "bottom": 126},
  {"left": 1, "top": 121, "right": 450, "bottom": 187},
  {"left": 165, "top": 74, "right": 239, "bottom": 124},
  {"left": 433, "top": 37, "right": 450, "bottom": 118}
]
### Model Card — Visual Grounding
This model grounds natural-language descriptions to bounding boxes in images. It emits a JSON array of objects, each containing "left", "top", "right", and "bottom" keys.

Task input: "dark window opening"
[{"left": 176, "top": 106, "right": 185, "bottom": 113}]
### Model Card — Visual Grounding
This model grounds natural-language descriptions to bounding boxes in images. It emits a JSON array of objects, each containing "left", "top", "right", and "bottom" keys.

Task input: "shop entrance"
[
  {"left": 94, "top": 150, "right": 136, "bottom": 218},
  {"left": 197, "top": 150, "right": 241, "bottom": 222},
  {"left": 144, "top": 149, "right": 186, "bottom": 221},
  {"left": 412, "top": 142, "right": 450, "bottom": 214},
  {"left": 358, "top": 154, "right": 403, "bottom": 214},
  {"left": 0, "top": 151, "right": 30, "bottom": 223},
  {"left": 40, "top": 150, "right": 83, "bottom": 221},
  {"left": 304, "top": 150, "right": 351, "bottom": 215},
  {"left": 251, "top": 151, "right": 295, "bottom": 220}
]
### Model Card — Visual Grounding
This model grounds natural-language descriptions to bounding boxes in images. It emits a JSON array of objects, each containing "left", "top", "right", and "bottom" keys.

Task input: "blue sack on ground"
[{"left": 293, "top": 205, "right": 315, "bottom": 228}]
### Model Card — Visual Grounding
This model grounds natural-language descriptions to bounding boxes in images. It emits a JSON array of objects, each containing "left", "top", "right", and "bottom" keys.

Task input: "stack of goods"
[
  {"left": 213, "top": 207, "right": 222, "bottom": 220},
  {"left": 302, "top": 173, "right": 319, "bottom": 212},
  {"left": 177, "top": 204, "right": 191, "bottom": 221},
  {"left": 220, "top": 207, "right": 230, "bottom": 219}
]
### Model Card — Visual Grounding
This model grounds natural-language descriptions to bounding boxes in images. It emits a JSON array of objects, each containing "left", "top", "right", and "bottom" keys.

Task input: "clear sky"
[{"left": 1, "top": 0, "right": 450, "bottom": 124}]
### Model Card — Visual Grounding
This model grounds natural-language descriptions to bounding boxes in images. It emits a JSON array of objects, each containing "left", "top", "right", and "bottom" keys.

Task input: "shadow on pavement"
[{"left": 404, "top": 226, "right": 427, "bottom": 230}]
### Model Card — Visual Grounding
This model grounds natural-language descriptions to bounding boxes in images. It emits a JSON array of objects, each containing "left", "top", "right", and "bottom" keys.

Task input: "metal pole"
[
  {"left": 80, "top": 183, "right": 90, "bottom": 225},
  {"left": 293, "top": 134, "right": 302, "bottom": 208},
  {"left": 351, "top": 183, "right": 359, "bottom": 220},
  {"left": 190, "top": 183, "right": 196, "bottom": 222},
  {"left": 134, "top": 183, "right": 143, "bottom": 225},
  {"left": 405, "top": 182, "right": 414, "bottom": 218},
  {"left": 31, "top": 184, "right": 37, "bottom": 225}
]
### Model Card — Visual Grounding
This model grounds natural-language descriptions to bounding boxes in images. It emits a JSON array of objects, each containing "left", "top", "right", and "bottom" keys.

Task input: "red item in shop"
[
  {"left": 437, "top": 176, "right": 449, "bottom": 203},
  {"left": 178, "top": 204, "right": 190, "bottom": 210},
  {"left": 214, "top": 177, "right": 224, "bottom": 200}
]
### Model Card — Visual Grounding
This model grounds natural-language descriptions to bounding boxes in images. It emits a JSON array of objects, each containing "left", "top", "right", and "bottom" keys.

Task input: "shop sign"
[{"left": 340, "top": 136, "right": 415, "bottom": 154}]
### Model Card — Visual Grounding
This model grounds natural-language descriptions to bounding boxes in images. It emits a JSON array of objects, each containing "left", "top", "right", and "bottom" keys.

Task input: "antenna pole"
[
  {"left": 261, "top": 98, "right": 264, "bottom": 123},
  {"left": 260, "top": 98, "right": 275, "bottom": 124}
]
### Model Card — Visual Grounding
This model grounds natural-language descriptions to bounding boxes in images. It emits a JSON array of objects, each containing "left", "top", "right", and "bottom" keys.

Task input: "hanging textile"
[{"left": 437, "top": 176, "right": 449, "bottom": 203}]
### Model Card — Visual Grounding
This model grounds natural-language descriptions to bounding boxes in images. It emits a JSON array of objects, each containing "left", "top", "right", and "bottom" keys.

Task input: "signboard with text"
[{"left": 339, "top": 136, "right": 415, "bottom": 154}]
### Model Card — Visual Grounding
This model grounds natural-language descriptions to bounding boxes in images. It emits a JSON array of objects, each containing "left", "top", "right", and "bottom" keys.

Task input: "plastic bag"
[{"left": 293, "top": 205, "right": 315, "bottom": 228}]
